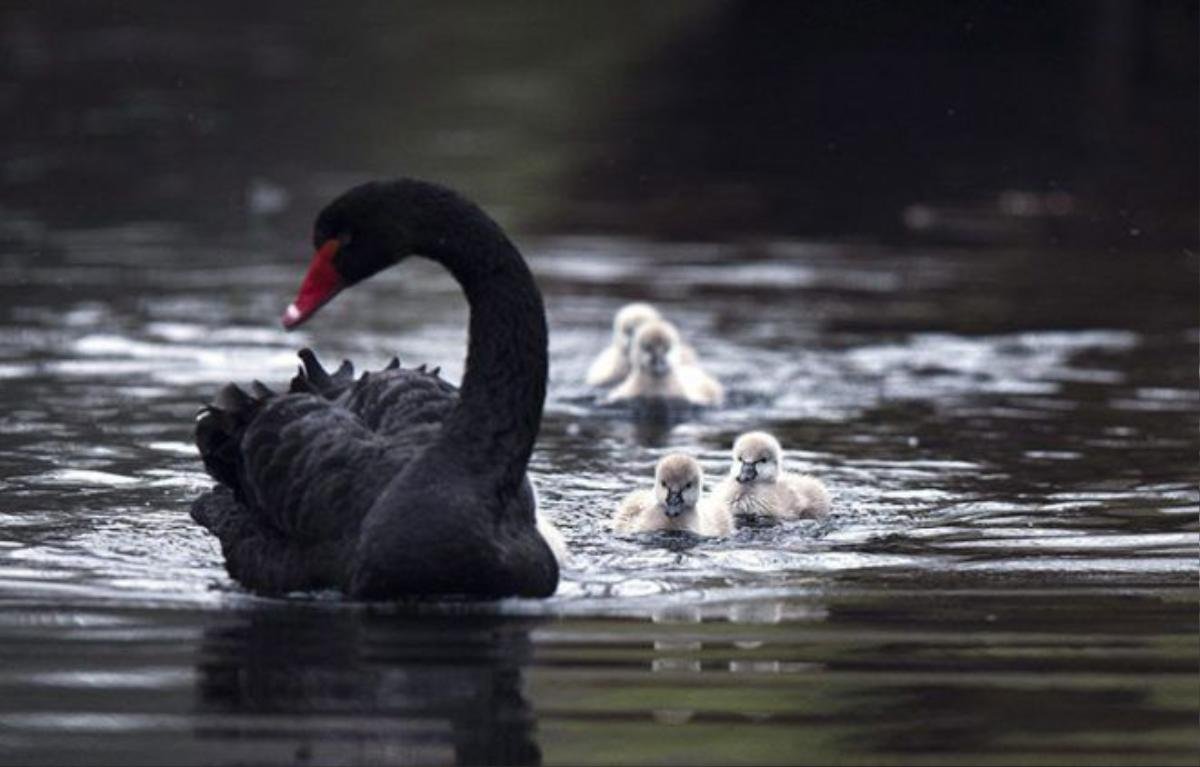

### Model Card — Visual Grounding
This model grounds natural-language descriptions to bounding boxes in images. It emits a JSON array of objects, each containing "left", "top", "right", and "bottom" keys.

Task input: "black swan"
[{"left": 190, "top": 179, "right": 558, "bottom": 599}]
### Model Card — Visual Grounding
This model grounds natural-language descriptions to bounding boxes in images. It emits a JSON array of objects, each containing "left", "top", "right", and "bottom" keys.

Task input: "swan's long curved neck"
[{"left": 421, "top": 212, "right": 548, "bottom": 497}]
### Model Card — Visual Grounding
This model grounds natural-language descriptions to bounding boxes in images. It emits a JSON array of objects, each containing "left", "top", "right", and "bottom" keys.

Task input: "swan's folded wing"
[
  {"left": 237, "top": 394, "right": 403, "bottom": 541},
  {"left": 196, "top": 357, "right": 460, "bottom": 544}
]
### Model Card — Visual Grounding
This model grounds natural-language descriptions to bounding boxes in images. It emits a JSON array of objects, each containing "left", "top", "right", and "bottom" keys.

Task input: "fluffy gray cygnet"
[
  {"left": 711, "top": 431, "right": 830, "bottom": 521},
  {"left": 604, "top": 320, "right": 723, "bottom": 406},
  {"left": 614, "top": 454, "right": 732, "bottom": 536}
]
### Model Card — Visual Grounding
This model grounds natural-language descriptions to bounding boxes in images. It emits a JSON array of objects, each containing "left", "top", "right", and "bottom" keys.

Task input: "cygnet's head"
[
  {"left": 613, "top": 302, "right": 661, "bottom": 350},
  {"left": 631, "top": 320, "right": 680, "bottom": 378},
  {"left": 653, "top": 453, "right": 703, "bottom": 517},
  {"left": 731, "top": 431, "right": 783, "bottom": 484}
]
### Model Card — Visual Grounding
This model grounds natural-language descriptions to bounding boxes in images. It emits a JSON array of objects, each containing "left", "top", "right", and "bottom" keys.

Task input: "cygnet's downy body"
[
  {"left": 604, "top": 320, "right": 723, "bottom": 406},
  {"left": 586, "top": 303, "right": 661, "bottom": 387},
  {"left": 713, "top": 432, "right": 830, "bottom": 521},
  {"left": 614, "top": 454, "right": 732, "bottom": 536},
  {"left": 587, "top": 303, "right": 700, "bottom": 388}
]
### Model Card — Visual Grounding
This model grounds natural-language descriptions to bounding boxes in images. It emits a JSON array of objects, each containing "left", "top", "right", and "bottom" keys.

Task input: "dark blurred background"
[{"left": 1, "top": 0, "right": 1196, "bottom": 248}]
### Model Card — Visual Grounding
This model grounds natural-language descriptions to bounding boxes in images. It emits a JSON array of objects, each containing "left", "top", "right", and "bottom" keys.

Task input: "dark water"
[{"left": 1, "top": 4, "right": 1197, "bottom": 766}]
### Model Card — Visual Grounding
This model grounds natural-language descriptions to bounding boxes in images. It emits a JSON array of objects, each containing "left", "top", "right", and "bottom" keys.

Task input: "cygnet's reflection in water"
[
  {"left": 649, "top": 604, "right": 703, "bottom": 725},
  {"left": 647, "top": 599, "right": 827, "bottom": 727},
  {"left": 194, "top": 606, "right": 543, "bottom": 766}
]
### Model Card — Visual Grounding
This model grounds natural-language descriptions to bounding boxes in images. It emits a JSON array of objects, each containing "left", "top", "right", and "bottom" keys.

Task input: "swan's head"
[
  {"left": 283, "top": 180, "right": 450, "bottom": 329},
  {"left": 731, "top": 431, "right": 783, "bottom": 484},
  {"left": 653, "top": 454, "right": 703, "bottom": 518},
  {"left": 613, "top": 303, "right": 660, "bottom": 350},
  {"left": 631, "top": 320, "right": 681, "bottom": 378}
]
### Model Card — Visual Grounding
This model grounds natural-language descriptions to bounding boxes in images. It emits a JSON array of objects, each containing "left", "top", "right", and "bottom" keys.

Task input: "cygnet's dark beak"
[
  {"left": 737, "top": 461, "right": 758, "bottom": 483},
  {"left": 647, "top": 352, "right": 670, "bottom": 377},
  {"left": 664, "top": 489, "right": 685, "bottom": 517}
]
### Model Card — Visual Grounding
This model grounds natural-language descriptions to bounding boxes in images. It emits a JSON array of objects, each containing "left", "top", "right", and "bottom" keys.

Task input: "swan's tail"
[{"left": 194, "top": 381, "right": 275, "bottom": 495}]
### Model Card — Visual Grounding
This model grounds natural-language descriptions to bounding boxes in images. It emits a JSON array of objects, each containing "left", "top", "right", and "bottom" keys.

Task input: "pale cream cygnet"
[
  {"left": 712, "top": 431, "right": 830, "bottom": 520},
  {"left": 604, "top": 320, "right": 723, "bottom": 406},
  {"left": 586, "top": 302, "right": 661, "bottom": 387},
  {"left": 614, "top": 454, "right": 732, "bottom": 536}
]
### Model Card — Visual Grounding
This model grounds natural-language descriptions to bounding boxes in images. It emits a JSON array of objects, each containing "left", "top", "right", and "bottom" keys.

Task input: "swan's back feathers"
[
  {"left": 339, "top": 365, "right": 457, "bottom": 438},
  {"left": 288, "top": 347, "right": 455, "bottom": 438}
]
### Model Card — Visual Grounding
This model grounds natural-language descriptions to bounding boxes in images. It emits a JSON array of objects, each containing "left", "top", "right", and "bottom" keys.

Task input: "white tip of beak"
[{"left": 283, "top": 303, "right": 302, "bottom": 326}]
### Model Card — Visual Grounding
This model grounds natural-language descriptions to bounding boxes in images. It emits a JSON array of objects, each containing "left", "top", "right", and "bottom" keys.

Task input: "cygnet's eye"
[{"left": 685, "top": 481, "right": 693, "bottom": 489}]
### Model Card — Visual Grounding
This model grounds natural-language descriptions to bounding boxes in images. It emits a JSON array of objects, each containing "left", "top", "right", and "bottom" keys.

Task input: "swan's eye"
[{"left": 337, "top": 231, "right": 354, "bottom": 247}]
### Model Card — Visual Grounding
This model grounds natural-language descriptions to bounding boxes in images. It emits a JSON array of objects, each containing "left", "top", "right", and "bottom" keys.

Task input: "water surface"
[{"left": 0, "top": 222, "right": 1195, "bottom": 765}]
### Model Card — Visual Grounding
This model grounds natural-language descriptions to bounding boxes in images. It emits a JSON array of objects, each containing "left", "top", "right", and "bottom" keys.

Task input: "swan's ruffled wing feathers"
[
  {"left": 192, "top": 387, "right": 414, "bottom": 593},
  {"left": 289, "top": 347, "right": 357, "bottom": 399}
]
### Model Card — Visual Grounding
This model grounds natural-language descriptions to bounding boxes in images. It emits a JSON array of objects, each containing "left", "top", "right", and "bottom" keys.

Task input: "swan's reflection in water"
[{"left": 195, "top": 607, "right": 543, "bottom": 766}]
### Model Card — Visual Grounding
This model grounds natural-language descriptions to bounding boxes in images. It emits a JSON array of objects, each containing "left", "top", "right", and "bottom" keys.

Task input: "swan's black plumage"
[{"left": 190, "top": 179, "right": 556, "bottom": 599}]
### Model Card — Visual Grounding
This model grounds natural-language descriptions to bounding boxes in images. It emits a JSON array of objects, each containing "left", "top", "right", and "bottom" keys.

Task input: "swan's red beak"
[{"left": 283, "top": 239, "right": 343, "bottom": 330}]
